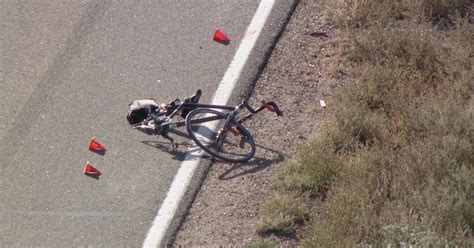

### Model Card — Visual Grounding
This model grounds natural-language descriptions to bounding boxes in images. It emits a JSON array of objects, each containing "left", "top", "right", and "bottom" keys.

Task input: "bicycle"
[{"left": 127, "top": 89, "right": 283, "bottom": 163}]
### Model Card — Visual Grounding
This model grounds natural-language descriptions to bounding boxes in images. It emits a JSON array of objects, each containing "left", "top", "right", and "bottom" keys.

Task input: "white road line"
[
  {"left": 0, "top": 210, "right": 152, "bottom": 217},
  {"left": 142, "top": 0, "right": 275, "bottom": 247}
]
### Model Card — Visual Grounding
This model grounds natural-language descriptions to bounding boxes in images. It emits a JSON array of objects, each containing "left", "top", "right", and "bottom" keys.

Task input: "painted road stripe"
[
  {"left": 142, "top": 0, "right": 275, "bottom": 247},
  {"left": 0, "top": 210, "right": 152, "bottom": 217}
]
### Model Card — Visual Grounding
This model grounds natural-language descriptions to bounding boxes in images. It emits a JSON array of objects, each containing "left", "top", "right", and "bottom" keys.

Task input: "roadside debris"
[
  {"left": 213, "top": 28, "right": 230, "bottom": 45},
  {"left": 310, "top": 31, "right": 328, "bottom": 37},
  {"left": 320, "top": 99, "right": 327, "bottom": 108}
]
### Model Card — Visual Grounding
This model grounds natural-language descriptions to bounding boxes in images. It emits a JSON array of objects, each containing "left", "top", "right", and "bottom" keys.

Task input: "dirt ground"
[{"left": 173, "top": 0, "right": 340, "bottom": 246}]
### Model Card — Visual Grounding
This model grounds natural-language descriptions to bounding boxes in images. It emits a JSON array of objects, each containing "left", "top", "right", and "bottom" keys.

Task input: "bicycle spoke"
[{"left": 186, "top": 108, "right": 255, "bottom": 163}]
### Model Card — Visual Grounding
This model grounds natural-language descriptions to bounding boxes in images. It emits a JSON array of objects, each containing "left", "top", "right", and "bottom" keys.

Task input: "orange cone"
[
  {"left": 84, "top": 161, "right": 101, "bottom": 175},
  {"left": 213, "top": 28, "right": 230, "bottom": 44},
  {"left": 89, "top": 138, "right": 106, "bottom": 153}
]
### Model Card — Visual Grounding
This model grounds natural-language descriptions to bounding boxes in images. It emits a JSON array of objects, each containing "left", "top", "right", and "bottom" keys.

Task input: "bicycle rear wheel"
[{"left": 186, "top": 108, "right": 256, "bottom": 163}]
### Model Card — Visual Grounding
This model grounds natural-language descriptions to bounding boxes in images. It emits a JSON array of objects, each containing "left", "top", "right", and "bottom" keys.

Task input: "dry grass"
[
  {"left": 244, "top": 239, "right": 276, "bottom": 248},
  {"left": 327, "top": 0, "right": 472, "bottom": 28},
  {"left": 257, "top": 193, "right": 310, "bottom": 238},
  {"left": 259, "top": 0, "right": 473, "bottom": 246}
]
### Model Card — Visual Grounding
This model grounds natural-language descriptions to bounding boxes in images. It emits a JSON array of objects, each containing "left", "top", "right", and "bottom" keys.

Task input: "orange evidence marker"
[
  {"left": 89, "top": 137, "right": 106, "bottom": 154},
  {"left": 213, "top": 28, "right": 230, "bottom": 44},
  {"left": 84, "top": 161, "right": 101, "bottom": 179}
]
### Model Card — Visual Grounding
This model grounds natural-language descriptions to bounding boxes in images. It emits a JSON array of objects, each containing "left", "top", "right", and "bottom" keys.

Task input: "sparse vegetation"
[
  {"left": 259, "top": 0, "right": 473, "bottom": 246},
  {"left": 245, "top": 239, "right": 276, "bottom": 248},
  {"left": 257, "top": 194, "right": 310, "bottom": 238}
]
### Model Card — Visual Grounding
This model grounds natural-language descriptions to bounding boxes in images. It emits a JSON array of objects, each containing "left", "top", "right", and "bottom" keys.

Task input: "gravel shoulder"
[{"left": 173, "top": 0, "right": 339, "bottom": 246}]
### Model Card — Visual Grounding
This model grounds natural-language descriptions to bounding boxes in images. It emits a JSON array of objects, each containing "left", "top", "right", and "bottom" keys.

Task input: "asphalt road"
[{"left": 0, "top": 1, "right": 262, "bottom": 246}]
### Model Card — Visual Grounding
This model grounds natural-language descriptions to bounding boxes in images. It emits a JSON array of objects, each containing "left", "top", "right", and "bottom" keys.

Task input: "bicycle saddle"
[{"left": 184, "top": 89, "right": 202, "bottom": 103}]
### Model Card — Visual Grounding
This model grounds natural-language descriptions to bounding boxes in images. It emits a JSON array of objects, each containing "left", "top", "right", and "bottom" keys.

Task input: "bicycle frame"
[
  {"left": 131, "top": 97, "right": 282, "bottom": 150},
  {"left": 161, "top": 100, "right": 281, "bottom": 130}
]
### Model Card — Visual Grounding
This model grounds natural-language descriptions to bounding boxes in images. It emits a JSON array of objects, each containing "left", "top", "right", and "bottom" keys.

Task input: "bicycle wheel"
[{"left": 186, "top": 108, "right": 256, "bottom": 163}]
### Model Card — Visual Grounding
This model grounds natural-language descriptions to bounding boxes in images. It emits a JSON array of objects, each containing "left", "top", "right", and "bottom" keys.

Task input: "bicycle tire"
[{"left": 185, "top": 108, "right": 256, "bottom": 163}]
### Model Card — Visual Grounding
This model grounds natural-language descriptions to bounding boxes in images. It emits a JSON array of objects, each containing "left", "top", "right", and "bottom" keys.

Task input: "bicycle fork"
[{"left": 215, "top": 112, "right": 249, "bottom": 149}]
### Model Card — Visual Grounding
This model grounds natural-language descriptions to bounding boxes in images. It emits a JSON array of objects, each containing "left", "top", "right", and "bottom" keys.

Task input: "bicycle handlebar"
[
  {"left": 260, "top": 100, "right": 283, "bottom": 117},
  {"left": 241, "top": 100, "right": 283, "bottom": 121}
]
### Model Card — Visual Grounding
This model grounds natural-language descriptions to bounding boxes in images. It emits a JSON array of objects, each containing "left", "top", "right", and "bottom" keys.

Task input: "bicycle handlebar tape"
[{"left": 260, "top": 100, "right": 273, "bottom": 111}]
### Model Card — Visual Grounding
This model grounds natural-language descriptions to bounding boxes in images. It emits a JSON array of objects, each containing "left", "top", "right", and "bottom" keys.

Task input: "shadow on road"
[
  {"left": 141, "top": 129, "right": 212, "bottom": 162},
  {"left": 217, "top": 144, "right": 284, "bottom": 180},
  {"left": 141, "top": 140, "right": 191, "bottom": 161},
  {"left": 141, "top": 131, "right": 284, "bottom": 174}
]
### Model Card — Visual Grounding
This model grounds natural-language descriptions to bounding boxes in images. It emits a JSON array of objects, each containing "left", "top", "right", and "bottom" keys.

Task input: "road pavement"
[{"left": 0, "top": 1, "right": 260, "bottom": 246}]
